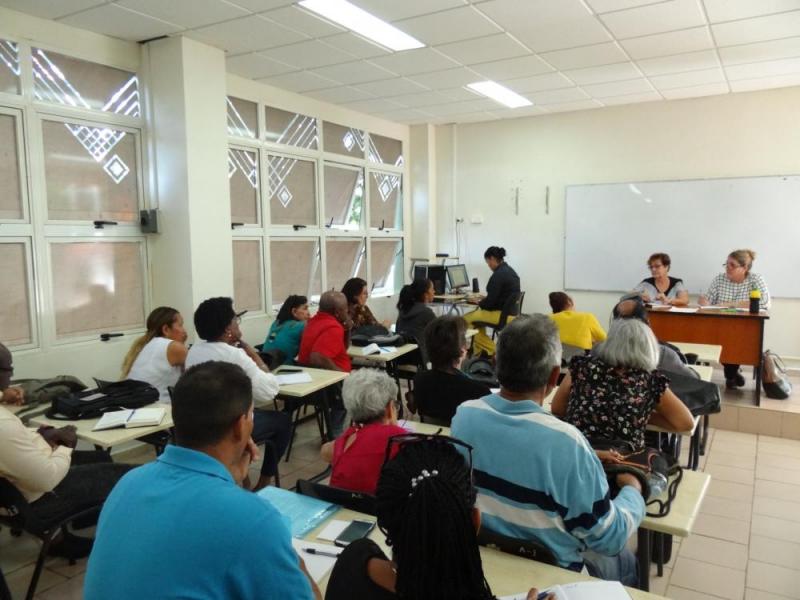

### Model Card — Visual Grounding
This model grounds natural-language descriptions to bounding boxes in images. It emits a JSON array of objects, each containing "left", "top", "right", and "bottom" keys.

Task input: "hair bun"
[{"left": 499, "top": 247, "right": 506, "bottom": 258}]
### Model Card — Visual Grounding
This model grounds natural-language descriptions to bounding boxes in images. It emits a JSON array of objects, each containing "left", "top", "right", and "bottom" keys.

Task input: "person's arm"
[
  {"left": 237, "top": 349, "right": 280, "bottom": 403},
  {"left": 478, "top": 272, "right": 501, "bottom": 310},
  {"left": 669, "top": 289, "right": 689, "bottom": 306},
  {"left": 1, "top": 386, "right": 24, "bottom": 405},
  {"left": 166, "top": 341, "right": 188, "bottom": 369},
  {"left": 698, "top": 277, "right": 718, "bottom": 306},
  {"left": 551, "top": 373, "right": 571, "bottom": 418},
  {"left": 588, "top": 314, "right": 606, "bottom": 344},
  {"left": 649, "top": 388, "right": 695, "bottom": 432},
  {"left": 308, "top": 352, "right": 343, "bottom": 372},
  {"left": 320, "top": 441, "right": 334, "bottom": 463},
  {"left": 632, "top": 281, "right": 650, "bottom": 302},
  {"left": 0, "top": 418, "right": 72, "bottom": 495}
]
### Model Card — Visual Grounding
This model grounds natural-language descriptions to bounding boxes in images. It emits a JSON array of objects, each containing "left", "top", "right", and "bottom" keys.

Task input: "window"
[
  {"left": 324, "top": 164, "right": 363, "bottom": 230},
  {"left": 368, "top": 134, "right": 403, "bottom": 167},
  {"left": 0, "top": 39, "right": 20, "bottom": 95},
  {"left": 326, "top": 238, "right": 365, "bottom": 292},
  {"left": 323, "top": 121, "right": 365, "bottom": 158},
  {"left": 268, "top": 155, "right": 316, "bottom": 226},
  {"left": 227, "top": 96, "right": 257, "bottom": 139},
  {"left": 265, "top": 106, "right": 317, "bottom": 149},
  {"left": 369, "top": 172, "right": 402, "bottom": 230},
  {"left": 0, "top": 112, "right": 24, "bottom": 220},
  {"left": 0, "top": 241, "right": 33, "bottom": 345},
  {"left": 229, "top": 147, "right": 259, "bottom": 224},
  {"left": 269, "top": 239, "right": 321, "bottom": 309},
  {"left": 370, "top": 238, "right": 403, "bottom": 296},
  {"left": 233, "top": 240, "right": 264, "bottom": 312}
]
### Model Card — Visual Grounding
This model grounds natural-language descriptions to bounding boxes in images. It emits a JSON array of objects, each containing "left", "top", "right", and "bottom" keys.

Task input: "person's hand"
[
  {"left": 526, "top": 588, "right": 555, "bottom": 600},
  {"left": 596, "top": 449, "right": 623, "bottom": 464},
  {"left": 2, "top": 386, "right": 24, "bottom": 406},
  {"left": 656, "top": 293, "right": 667, "bottom": 303},
  {"left": 641, "top": 293, "right": 651, "bottom": 302},
  {"left": 40, "top": 425, "right": 78, "bottom": 449},
  {"left": 381, "top": 319, "right": 392, "bottom": 329},
  {"left": 616, "top": 472, "right": 642, "bottom": 493},
  {"left": 232, "top": 438, "right": 259, "bottom": 485},
  {"left": 343, "top": 317, "right": 354, "bottom": 331}
]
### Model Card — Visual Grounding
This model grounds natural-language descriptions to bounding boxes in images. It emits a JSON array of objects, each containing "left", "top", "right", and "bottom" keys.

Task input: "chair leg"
[
  {"left": 27, "top": 531, "right": 58, "bottom": 600},
  {"left": 284, "top": 405, "right": 302, "bottom": 462}
]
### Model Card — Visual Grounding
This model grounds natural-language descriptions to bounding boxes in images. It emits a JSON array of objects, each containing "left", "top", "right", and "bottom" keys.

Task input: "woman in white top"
[{"left": 121, "top": 307, "right": 188, "bottom": 402}]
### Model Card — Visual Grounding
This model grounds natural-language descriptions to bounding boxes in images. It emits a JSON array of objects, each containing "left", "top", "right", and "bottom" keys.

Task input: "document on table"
[
  {"left": 93, "top": 407, "right": 166, "bottom": 431},
  {"left": 316, "top": 519, "right": 350, "bottom": 541},
  {"left": 500, "top": 580, "right": 630, "bottom": 600},
  {"left": 291, "top": 539, "right": 341, "bottom": 582},
  {"left": 276, "top": 372, "right": 313, "bottom": 385},
  {"left": 378, "top": 346, "right": 397, "bottom": 354},
  {"left": 669, "top": 307, "right": 699, "bottom": 313}
]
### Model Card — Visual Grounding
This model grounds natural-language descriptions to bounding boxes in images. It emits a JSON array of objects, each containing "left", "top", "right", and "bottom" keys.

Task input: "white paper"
[
  {"left": 93, "top": 410, "right": 133, "bottom": 431},
  {"left": 500, "top": 581, "right": 630, "bottom": 600},
  {"left": 490, "top": 388, "right": 501, "bottom": 394},
  {"left": 292, "top": 539, "right": 341, "bottom": 582},
  {"left": 668, "top": 307, "right": 699, "bottom": 313},
  {"left": 398, "top": 419, "right": 417, "bottom": 432},
  {"left": 276, "top": 372, "right": 313, "bottom": 385},
  {"left": 700, "top": 305, "right": 727, "bottom": 310},
  {"left": 378, "top": 346, "right": 397, "bottom": 354},
  {"left": 361, "top": 343, "right": 380, "bottom": 355},
  {"left": 125, "top": 407, "right": 165, "bottom": 428},
  {"left": 316, "top": 519, "right": 350, "bottom": 541}
]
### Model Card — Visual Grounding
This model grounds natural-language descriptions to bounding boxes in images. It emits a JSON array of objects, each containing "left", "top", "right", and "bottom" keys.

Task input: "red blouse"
[{"left": 330, "top": 422, "right": 408, "bottom": 495}]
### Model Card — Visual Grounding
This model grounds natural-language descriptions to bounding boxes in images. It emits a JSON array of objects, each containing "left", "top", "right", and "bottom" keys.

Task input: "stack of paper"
[
  {"left": 501, "top": 581, "right": 630, "bottom": 600},
  {"left": 276, "top": 371, "right": 313, "bottom": 385}
]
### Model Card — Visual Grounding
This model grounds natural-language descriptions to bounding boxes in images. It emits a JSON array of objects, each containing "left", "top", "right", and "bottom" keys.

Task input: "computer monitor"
[
  {"left": 447, "top": 264, "right": 470, "bottom": 290},
  {"left": 427, "top": 265, "right": 447, "bottom": 295}
]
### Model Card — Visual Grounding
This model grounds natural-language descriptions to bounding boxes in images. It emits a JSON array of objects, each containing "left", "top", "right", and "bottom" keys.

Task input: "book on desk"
[{"left": 92, "top": 407, "right": 166, "bottom": 431}]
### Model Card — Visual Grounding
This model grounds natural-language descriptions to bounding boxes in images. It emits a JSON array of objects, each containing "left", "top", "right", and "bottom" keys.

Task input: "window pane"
[
  {"left": 0, "top": 39, "right": 20, "bottom": 95},
  {"left": 269, "top": 239, "right": 321, "bottom": 308},
  {"left": 369, "top": 172, "right": 402, "bottom": 230},
  {"left": 368, "top": 134, "right": 403, "bottom": 166},
  {"left": 268, "top": 155, "right": 316, "bottom": 226},
  {"left": 0, "top": 114, "right": 23, "bottom": 220},
  {"left": 370, "top": 239, "right": 403, "bottom": 295},
  {"left": 228, "top": 148, "right": 259, "bottom": 224},
  {"left": 323, "top": 121, "right": 365, "bottom": 158},
  {"left": 326, "top": 239, "right": 365, "bottom": 292},
  {"left": 233, "top": 240, "right": 263, "bottom": 312},
  {"left": 32, "top": 48, "right": 139, "bottom": 117},
  {"left": 324, "top": 164, "right": 363, "bottom": 230},
  {"left": 42, "top": 120, "right": 139, "bottom": 222},
  {"left": 227, "top": 96, "right": 257, "bottom": 138},
  {"left": 51, "top": 241, "right": 145, "bottom": 338},
  {"left": 265, "top": 106, "right": 318, "bottom": 149},
  {"left": 0, "top": 243, "right": 32, "bottom": 345}
]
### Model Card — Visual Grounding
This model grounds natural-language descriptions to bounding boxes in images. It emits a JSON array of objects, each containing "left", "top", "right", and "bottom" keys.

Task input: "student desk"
[
  {"left": 668, "top": 342, "right": 722, "bottom": 365},
  {"left": 347, "top": 343, "right": 418, "bottom": 364},
  {"left": 303, "top": 506, "right": 669, "bottom": 600},
  {"left": 647, "top": 308, "right": 768, "bottom": 405}
]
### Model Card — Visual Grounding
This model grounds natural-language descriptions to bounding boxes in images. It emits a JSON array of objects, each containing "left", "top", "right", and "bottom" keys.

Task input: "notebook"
[
  {"left": 92, "top": 407, "right": 166, "bottom": 431},
  {"left": 501, "top": 581, "right": 631, "bottom": 600},
  {"left": 276, "top": 372, "right": 313, "bottom": 385}
]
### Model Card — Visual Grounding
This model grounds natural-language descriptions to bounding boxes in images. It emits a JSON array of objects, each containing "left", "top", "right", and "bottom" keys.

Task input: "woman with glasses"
[
  {"left": 699, "top": 249, "right": 771, "bottom": 388},
  {"left": 326, "top": 436, "right": 550, "bottom": 600},
  {"left": 342, "top": 277, "right": 392, "bottom": 332},
  {"left": 320, "top": 368, "right": 407, "bottom": 495},
  {"left": 631, "top": 252, "right": 688, "bottom": 306}
]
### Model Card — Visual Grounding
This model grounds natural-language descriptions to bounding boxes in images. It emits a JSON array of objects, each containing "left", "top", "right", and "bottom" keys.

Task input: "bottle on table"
[{"left": 749, "top": 289, "right": 761, "bottom": 314}]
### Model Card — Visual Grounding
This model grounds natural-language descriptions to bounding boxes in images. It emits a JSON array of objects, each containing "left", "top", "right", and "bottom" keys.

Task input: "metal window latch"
[
  {"left": 231, "top": 222, "right": 244, "bottom": 229},
  {"left": 93, "top": 220, "right": 118, "bottom": 229},
  {"left": 100, "top": 333, "right": 124, "bottom": 341},
  {"left": 293, "top": 224, "right": 307, "bottom": 231}
]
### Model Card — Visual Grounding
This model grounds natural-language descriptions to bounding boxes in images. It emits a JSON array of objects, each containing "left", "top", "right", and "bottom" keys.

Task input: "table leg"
[
  {"left": 654, "top": 532, "right": 664, "bottom": 577},
  {"left": 754, "top": 361, "right": 763, "bottom": 407},
  {"left": 689, "top": 425, "right": 701, "bottom": 470},
  {"left": 637, "top": 528, "right": 651, "bottom": 592},
  {"left": 700, "top": 415, "right": 709, "bottom": 455}
]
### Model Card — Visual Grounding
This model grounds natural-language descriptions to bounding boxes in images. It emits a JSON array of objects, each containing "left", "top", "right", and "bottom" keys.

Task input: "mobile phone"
[
  {"left": 276, "top": 367, "right": 302, "bottom": 373},
  {"left": 333, "top": 520, "right": 375, "bottom": 547}
]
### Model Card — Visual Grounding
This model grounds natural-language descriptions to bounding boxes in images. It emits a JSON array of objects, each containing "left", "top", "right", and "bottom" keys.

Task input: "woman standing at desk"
[
  {"left": 633, "top": 253, "right": 689, "bottom": 306},
  {"left": 699, "top": 249, "right": 771, "bottom": 389},
  {"left": 463, "top": 246, "right": 521, "bottom": 356}
]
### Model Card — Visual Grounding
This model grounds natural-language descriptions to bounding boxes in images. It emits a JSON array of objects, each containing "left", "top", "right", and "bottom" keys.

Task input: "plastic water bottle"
[
  {"left": 647, "top": 472, "right": 668, "bottom": 501},
  {"left": 749, "top": 289, "right": 761, "bottom": 314}
]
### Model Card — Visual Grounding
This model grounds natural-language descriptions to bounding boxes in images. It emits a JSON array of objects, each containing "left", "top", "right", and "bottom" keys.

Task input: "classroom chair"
[{"left": 471, "top": 291, "right": 526, "bottom": 342}]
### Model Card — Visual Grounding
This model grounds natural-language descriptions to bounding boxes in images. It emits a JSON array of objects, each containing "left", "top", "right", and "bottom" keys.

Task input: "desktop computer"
[{"left": 446, "top": 264, "right": 470, "bottom": 291}]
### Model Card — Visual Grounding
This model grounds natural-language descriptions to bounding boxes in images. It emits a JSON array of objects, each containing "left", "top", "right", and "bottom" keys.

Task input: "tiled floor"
[{"left": 5, "top": 414, "right": 800, "bottom": 598}]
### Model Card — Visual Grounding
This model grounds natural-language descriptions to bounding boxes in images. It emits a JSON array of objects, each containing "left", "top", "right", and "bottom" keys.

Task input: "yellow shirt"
[{"left": 549, "top": 310, "right": 607, "bottom": 351}]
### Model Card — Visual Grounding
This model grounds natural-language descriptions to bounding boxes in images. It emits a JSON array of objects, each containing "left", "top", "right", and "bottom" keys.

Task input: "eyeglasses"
[
  {"left": 382, "top": 432, "right": 474, "bottom": 475},
  {"left": 724, "top": 262, "right": 743, "bottom": 269},
  {"left": 648, "top": 263, "right": 664, "bottom": 270}
]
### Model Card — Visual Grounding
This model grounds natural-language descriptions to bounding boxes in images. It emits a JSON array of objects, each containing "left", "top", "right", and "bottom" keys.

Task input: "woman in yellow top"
[{"left": 548, "top": 292, "right": 606, "bottom": 351}]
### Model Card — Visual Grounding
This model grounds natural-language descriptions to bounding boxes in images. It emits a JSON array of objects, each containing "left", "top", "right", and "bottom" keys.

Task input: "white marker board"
[{"left": 564, "top": 175, "right": 800, "bottom": 298}]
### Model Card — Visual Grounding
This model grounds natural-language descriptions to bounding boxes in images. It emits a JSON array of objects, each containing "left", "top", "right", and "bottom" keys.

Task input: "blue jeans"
[{"left": 583, "top": 548, "right": 639, "bottom": 588}]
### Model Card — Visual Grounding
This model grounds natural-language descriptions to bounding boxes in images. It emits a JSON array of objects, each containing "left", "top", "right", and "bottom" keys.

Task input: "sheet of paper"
[
  {"left": 276, "top": 372, "right": 313, "bottom": 385},
  {"left": 361, "top": 343, "right": 380, "bottom": 355},
  {"left": 93, "top": 409, "right": 133, "bottom": 431},
  {"left": 669, "top": 307, "right": 699, "bottom": 313},
  {"left": 500, "top": 581, "right": 629, "bottom": 600},
  {"left": 398, "top": 419, "right": 417, "bottom": 432},
  {"left": 291, "top": 539, "right": 341, "bottom": 582},
  {"left": 316, "top": 519, "right": 350, "bottom": 541},
  {"left": 125, "top": 407, "right": 165, "bottom": 428},
  {"left": 378, "top": 346, "right": 397, "bottom": 353}
]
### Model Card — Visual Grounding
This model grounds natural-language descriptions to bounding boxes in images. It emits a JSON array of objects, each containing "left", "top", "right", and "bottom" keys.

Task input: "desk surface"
[
  {"left": 347, "top": 343, "right": 418, "bottom": 363},
  {"left": 670, "top": 342, "right": 723, "bottom": 364},
  {"left": 275, "top": 367, "right": 347, "bottom": 398}
]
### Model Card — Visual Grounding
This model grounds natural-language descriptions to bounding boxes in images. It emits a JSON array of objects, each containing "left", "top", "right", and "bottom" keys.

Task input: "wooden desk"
[
  {"left": 648, "top": 308, "right": 768, "bottom": 405},
  {"left": 669, "top": 342, "right": 722, "bottom": 364},
  {"left": 347, "top": 343, "right": 418, "bottom": 364}
]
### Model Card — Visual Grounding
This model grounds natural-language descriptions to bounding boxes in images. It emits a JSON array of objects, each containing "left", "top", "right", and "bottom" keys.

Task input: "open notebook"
[
  {"left": 92, "top": 407, "right": 166, "bottom": 431},
  {"left": 501, "top": 581, "right": 631, "bottom": 600}
]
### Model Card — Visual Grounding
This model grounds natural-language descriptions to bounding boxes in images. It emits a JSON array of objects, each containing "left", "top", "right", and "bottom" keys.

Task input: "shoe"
[
  {"left": 734, "top": 372, "right": 746, "bottom": 387},
  {"left": 47, "top": 532, "right": 93, "bottom": 560},
  {"left": 726, "top": 378, "right": 738, "bottom": 390}
]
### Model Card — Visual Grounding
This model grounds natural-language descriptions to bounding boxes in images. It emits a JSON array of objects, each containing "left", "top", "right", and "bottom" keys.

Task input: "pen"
[{"left": 303, "top": 547, "right": 340, "bottom": 558}]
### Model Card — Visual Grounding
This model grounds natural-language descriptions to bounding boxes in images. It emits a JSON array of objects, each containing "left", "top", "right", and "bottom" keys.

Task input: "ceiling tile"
[
  {"left": 585, "top": 0, "right": 666, "bottom": 13},
  {"left": 600, "top": 90, "right": 663, "bottom": 105},
  {"left": 719, "top": 36, "right": 800, "bottom": 66},
  {"left": 369, "top": 48, "right": 459, "bottom": 76},
  {"left": 637, "top": 49, "right": 721, "bottom": 76},
  {"left": 423, "top": 98, "right": 501, "bottom": 116},
  {"left": 342, "top": 98, "right": 407, "bottom": 113},
  {"left": 226, "top": 52, "right": 297, "bottom": 78},
  {"left": 729, "top": 72, "right": 800, "bottom": 91},
  {"left": 501, "top": 72, "right": 576, "bottom": 93},
  {"left": 356, "top": 77, "right": 430, "bottom": 97},
  {"left": 349, "top": 0, "right": 467, "bottom": 22},
  {"left": 477, "top": 0, "right": 610, "bottom": 52},
  {"left": 226, "top": 0, "right": 293, "bottom": 10},
  {"left": 563, "top": 61, "right": 642, "bottom": 84},
  {"left": 262, "top": 5, "right": 345, "bottom": 37},
  {"left": 542, "top": 99, "right": 603, "bottom": 113},
  {"left": 490, "top": 105, "right": 550, "bottom": 119},
  {"left": 257, "top": 70, "right": 340, "bottom": 92},
  {"left": 725, "top": 56, "right": 800, "bottom": 80},
  {"left": 306, "top": 86, "right": 375, "bottom": 103},
  {"left": 582, "top": 77, "right": 654, "bottom": 97},
  {"left": 385, "top": 90, "right": 459, "bottom": 107},
  {"left": 620, "top": 26, "right": 714, "bottom": 59},
  {"left": 436, "top": 33, "right": 529, "bottom": 64},
  {"left": 469, "top": 54, "right": 552, "bottom": 80},
  {"left": 187, "top": 14, "right": 305, "bottom": 54},
  {"left": 540, "top": 42, "right": 629, "bottom": 70},
  {"left": 599, "top": 0, "right": 707, "bottom": 39},
  {"left": 320, "top": 33, "right": 392, "bottom": 59},
  {"left": 115, "top": 0, "right": 247, "bottom": 29},
  {"left": 528, "top": 87, "right": 589, "bottom": 104},
  {"left": 712, "top": 10, "right": 800, "bottom": 47},
  {"left": 0, "top": 0, "right": 106, "bottom": 19},
  {"left": 437, "top": 86, "right": 487, "bottom": 101},
  {"left": 394, "top": 6, "right": 501, "bottom": 46},
  {"left": 448, "top": 111, "right": 500, "bottom": 123},
  {"left": 660, "top": 81, "right": 729, "bottom": 98},
  {"left": 376, "top": 107, "right": 437, "bottom": 123},
  {"left": 309, "top": 60, "right": 396, "bottom": 85},
  {"left": 650, "top": 66, "right": 726, "bottom": 89},
  {"left": 704, "top": 0, "right": 800, "bottom": 24},
  {"left": 258, "top": 39, "right": 356, "bottom": 69},
  {"left": 407, "top": 67, "right": 482, "bottom": 89},
  {"left": 58, "top": 4, "right": 182, "bottom": 41}
]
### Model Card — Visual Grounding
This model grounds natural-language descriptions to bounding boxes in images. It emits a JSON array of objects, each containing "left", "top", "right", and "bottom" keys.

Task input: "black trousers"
[
  {"left": 723, "top": 364, "right": 741, "bottom": 380},
  {"left": 252, "top": 409, "right": 291, "bottom": 477}
]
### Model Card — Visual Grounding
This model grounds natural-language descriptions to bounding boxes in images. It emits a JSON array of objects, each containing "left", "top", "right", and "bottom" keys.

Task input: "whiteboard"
[{"left": 564, "top": 175, "right": 800, "bottom": 298}]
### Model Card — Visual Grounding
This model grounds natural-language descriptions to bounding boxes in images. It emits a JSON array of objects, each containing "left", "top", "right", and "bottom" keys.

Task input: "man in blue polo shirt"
[
  {"left": 84, "top": 361, "right": 318, "bottom": 600},
  {"left": 451, "top": 315, "right": 645, "bottom": 586}
]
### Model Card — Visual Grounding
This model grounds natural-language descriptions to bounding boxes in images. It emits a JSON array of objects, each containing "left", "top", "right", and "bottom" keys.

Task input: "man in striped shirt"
[{"left": 451, "top": 315, "right": 644, "bottom": 585}]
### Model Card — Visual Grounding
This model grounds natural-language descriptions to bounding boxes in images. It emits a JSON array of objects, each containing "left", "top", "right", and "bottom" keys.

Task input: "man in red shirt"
[{"left": 298, "top": 291, "right": 352, "bottom": 372}]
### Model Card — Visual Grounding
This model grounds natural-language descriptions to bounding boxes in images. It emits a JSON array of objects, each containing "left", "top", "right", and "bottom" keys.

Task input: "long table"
[{"left": 648, "top": 308, "right": 768, "bottom": 405}]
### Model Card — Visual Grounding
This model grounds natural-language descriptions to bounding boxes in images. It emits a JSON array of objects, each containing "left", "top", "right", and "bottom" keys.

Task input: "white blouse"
[{"left": 128, "top": 337, "right": 182, "bottom": 402}]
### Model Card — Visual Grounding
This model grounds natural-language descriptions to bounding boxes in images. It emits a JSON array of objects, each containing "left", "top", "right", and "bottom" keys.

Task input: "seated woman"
[
  {"left": 632, "top": 253, "right": 689, "bottom": 306},
  {"left": 320, "top": 368, "right": 407, "bottom": 495},
  {"left": 121, "top": 306, "right": 188, "bottom": 402},
  {"left": 342, "top": 277, "right": 391, "bottom": 332},
  {"left": 413, "top": 316, "right": 491, "bottom": 424},
  {"left": 262, "top": 295, "right": 309, "bottom": 365},
  {"left": 326, "top": 437, "right": 550, "bottom": 600},
  {"left": 395, "top": 279, "right": 435, "bottom": 366},
  {"left": 551, "top": 318, "right": 694, "bottom": 452},
  {"left": 548, "top": 291, "right": 606, "bottom": 351}
]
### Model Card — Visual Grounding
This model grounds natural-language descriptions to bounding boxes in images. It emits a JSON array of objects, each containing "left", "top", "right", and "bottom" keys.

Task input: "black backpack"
[
  {"left": 461, "top": 357, "right": 499, "bottom": 387},
  {"left": 46, "top": 379, "right": 159, "bottom": 420},
  {"left": 662, "top": 370, "right": 721, "bottom": 416}
]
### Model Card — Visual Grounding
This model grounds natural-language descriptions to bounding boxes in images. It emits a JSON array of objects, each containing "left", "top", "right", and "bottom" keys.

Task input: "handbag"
[
  {"left": 46, "top": 379, "right": 159, "bottom": 420},
  {"left": 662, "top": 370, "right": 721, "bottom": 416},
  {"left": 762, "top": 350, "right": 792, "bottom": 400}
]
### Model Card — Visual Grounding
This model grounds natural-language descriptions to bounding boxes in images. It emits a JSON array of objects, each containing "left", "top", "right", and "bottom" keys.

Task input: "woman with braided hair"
[{"left": 325, "top": 437, "right": 551, "bottom": 600}]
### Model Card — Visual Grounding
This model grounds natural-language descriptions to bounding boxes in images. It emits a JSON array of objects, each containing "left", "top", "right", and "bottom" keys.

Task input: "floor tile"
[
  {"left": 710, "top": 407, "right": 739, "bottom": 431},
  {"left": 705, "top": 479, "right": 754, "bottom": 502},
  {"left": 678, "top": 534, "right": 748, "bottom": 570},
  {"left": 693, "top": 512, "right": 750, "bottom": 544},
  {"left": 715, "top": 430, "right": 758, "bottom": 445},
  {"left": 754, "top": 479, "right": 800, "bottom": 503},
  {"left": 738, "top": 408, "right": 782, "bottom": 437},
  {"left": 756, "top": 454, "right": 800, "bottom": 472},
  {"left": 712, "top": 440, "right": 757, "bottom": 457},
  {"left": 647, "top": 564, "right": 670, "bottom": 596},
  {"left": 749, "top": 535, "right": 800, "bottom": 571},
  {"left": 757, "top": 465, "right": 800, "bottom": 485},
  {"left": 751, "top": 514, "right": 800, "bottom": 544},
  {"left": 758, "top": 441, "right": 800, "bottom": 458},
  {"left": 780, "top": 413, "right": 800, "bottom": 440},
  {"left": 667, "top": 585, "right": 730, "bottom": 599},
  {"left": 746, "top": 561, "right": 800, "bottom": 599},
  {"left": 753, "top": 496, "right": 800, "bottom": 523},
  {"left": 759, "top": 435, "right": 800, "bottom": 448},
  {"left": 670, "top": 556, "right": 746, "bottom": 600},
  {"left": 746, "top": 588, "right": 799, "bottom": 599},
  {"left": 5, "top": 564, "right": 67, "bottom": 599},
  {"left": 33, "top": 572, "right": 85, "bottom": 599},
  {"left": 699, "top": 495, "right": 752, "bottom": 521},
  {"left": 705, "top": 464, "right": 756, "bottom": 485},
  {"left": 0, "top": 531, "right": 41, "bottom": 574},
  {"left": 44, "top": 555, "right": 88, "bottom": 578},
  {"left": 708, "top": 450, "right": 757, "bottom": 470}
]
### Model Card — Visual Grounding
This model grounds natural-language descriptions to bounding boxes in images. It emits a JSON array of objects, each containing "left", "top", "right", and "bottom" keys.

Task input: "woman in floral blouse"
[{"left": 342, "top": 277, "right": 391, "bottom": 331}]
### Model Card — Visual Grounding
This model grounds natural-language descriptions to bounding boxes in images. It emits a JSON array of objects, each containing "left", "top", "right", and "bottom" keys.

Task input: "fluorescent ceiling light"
[
  {"left": 466, "top": 81, "right": 532, "bottom": 109},
  {"left": 298, "top": 0, "right": 424, "bottom": 52}
]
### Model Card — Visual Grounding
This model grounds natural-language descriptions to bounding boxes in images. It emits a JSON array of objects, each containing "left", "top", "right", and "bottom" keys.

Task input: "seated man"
[
  {"left": 451, "top": 315, "right": 644, "bottom": 585},
  {"left": 548, "top": 291, "right": 606, "bottom": 351},
  {"left": 185, "top": 297, "right": 290, "bottom": 490},
  {"left": 0, "top": 343, "right": 131, "bottom": 558},
  {"left": 84, "top": 362, "right": 318, "bottom": 600},
  {"left": 297, "top": 291, "right": 352, "bottom": 373}
]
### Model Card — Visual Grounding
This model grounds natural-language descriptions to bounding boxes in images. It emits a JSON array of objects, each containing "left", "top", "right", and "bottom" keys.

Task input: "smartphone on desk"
[
  {"left": 276, "top": 366, "right": 302, "bottom": 373},
  {"left": 334, "top": 520, "right": 375, "bottom": 547}
]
